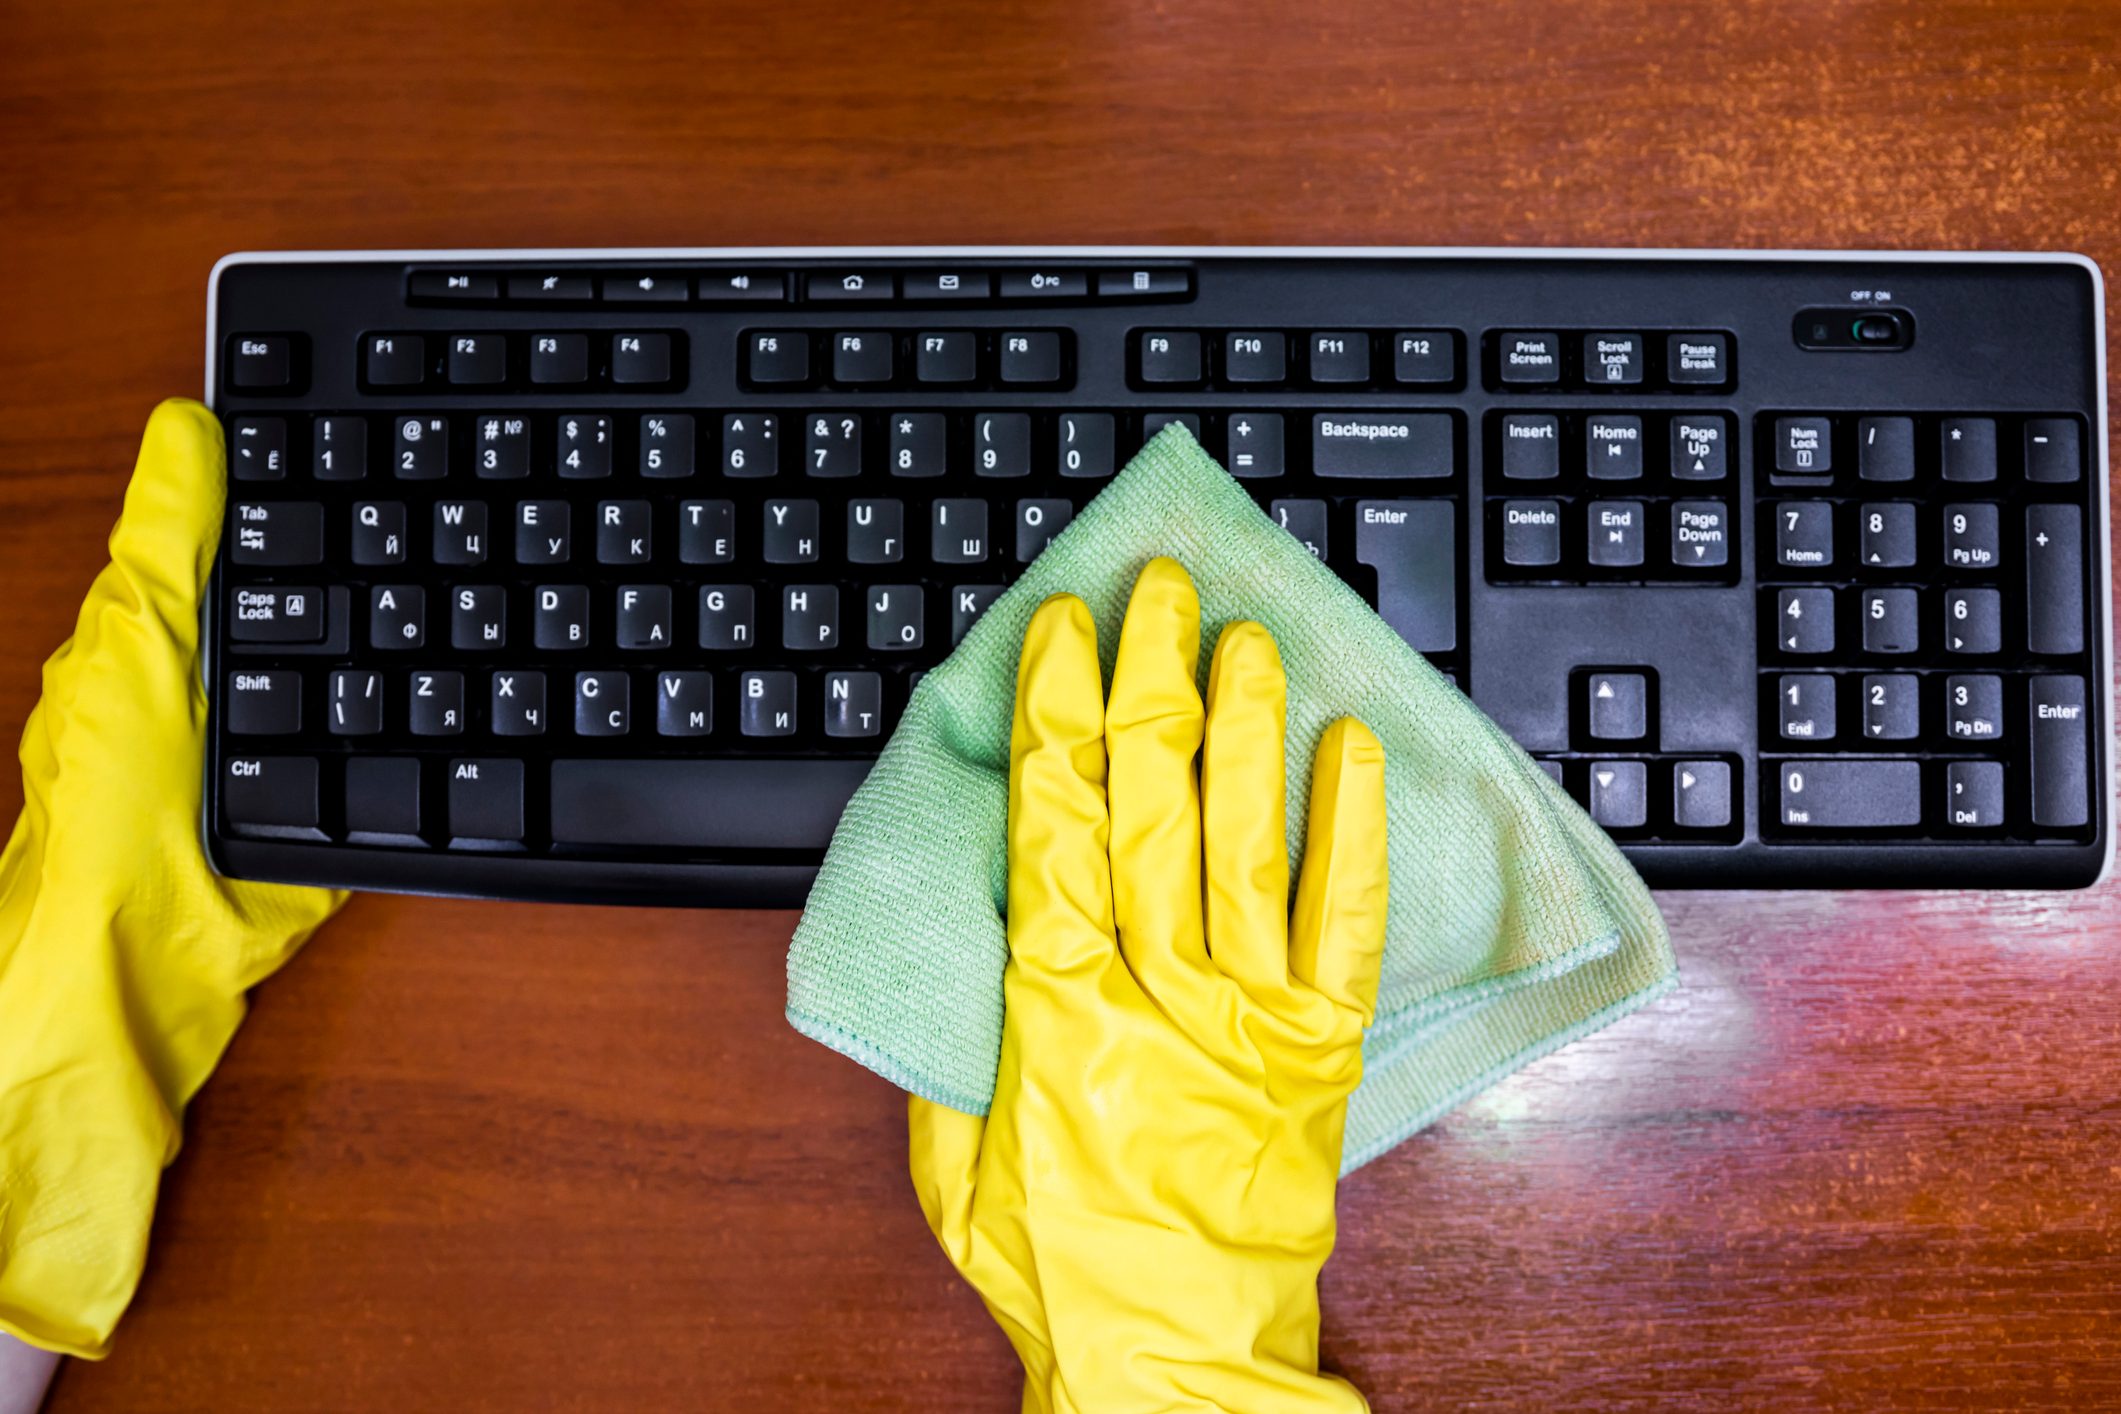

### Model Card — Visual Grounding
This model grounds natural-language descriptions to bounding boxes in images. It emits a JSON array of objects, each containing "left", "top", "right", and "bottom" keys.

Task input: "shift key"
[
  {"left": 1354, "top": 500, "right": 1456, "bottom": 652},
  {"left": 2030, "top": 675, "right": 2089, "bottom": 828},
  {"left": 1314, "top": 413, "right": 1455, "bottom": 478}
]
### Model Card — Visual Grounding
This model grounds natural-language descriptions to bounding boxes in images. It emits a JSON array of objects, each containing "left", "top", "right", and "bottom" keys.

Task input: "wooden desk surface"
[{"left": 4, "top": 0, "right": 2118, "bottom": 1407}]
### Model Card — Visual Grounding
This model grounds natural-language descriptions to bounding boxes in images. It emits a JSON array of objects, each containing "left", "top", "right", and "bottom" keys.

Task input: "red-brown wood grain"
[{"left": 1, "top": 0, "right": 2116, "bottom": 1407}]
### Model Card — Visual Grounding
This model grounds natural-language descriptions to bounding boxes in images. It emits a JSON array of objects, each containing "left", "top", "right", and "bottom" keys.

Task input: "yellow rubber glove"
[
  {"left": 911, "top": 557, "right": 1389, "bottom": 1413},
  {"left": 0, "top": 400, "right": 344, "bottom": 1358}
]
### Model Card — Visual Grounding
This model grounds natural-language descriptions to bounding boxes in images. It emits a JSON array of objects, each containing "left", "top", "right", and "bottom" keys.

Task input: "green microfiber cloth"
[{"left": 786, "top": 425, "right": 1676, "bottom": 1172}]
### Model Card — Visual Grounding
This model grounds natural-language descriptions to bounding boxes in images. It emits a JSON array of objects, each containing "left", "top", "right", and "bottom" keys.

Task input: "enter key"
[{"left": 1355, "top": 500, "right": 1457, "bottom": 653}]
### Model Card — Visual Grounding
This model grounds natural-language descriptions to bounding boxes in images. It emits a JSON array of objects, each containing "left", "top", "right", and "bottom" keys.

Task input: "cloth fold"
[{"left": 786, "top": 425, "right": 1675, "bottom": 1171}]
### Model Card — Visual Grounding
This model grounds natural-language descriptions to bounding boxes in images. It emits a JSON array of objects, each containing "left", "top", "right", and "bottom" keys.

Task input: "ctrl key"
[
  {"left": 223, "top": 756, "right": 323, "bottom": 840},
  {"left": 448, "top": 759, "right": 526, "bottom": 844}
]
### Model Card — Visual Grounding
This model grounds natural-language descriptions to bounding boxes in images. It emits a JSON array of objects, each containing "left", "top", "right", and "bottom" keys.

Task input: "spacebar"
[{"left": 550, "top": 758, "right": 873, "bottom": 851}]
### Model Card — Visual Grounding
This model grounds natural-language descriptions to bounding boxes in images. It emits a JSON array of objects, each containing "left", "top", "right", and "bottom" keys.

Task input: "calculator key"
[
  {"left": 2029, "top": 675, "right": 2089, "bottom": 828},
  {"left": 867, "top": 586, "right": 924, "bottom": 650},
  {"left": 1586, "top": 501, "right": 1644, "bottom": 568},
  {"left": 914, "top": 332, "right": 978, "bottom": 385},
  {"left": 612, "top": 332, "right": 673, "bottom": 385},
  {"left": 1501, "top": 500, "right": 1562, "bottom": 567},
  {"left": 1858, "top": 502, "right": 1916, "bottom": 567},
  {"left": 1271, "top": 499, "right": 1327, "bottom": 559},
  {"left": 1588, "top": 761, "right": 1646, "bottom": 828},
  {"left": 230, "top": 418, "right": 287, "bottom": 481},
  {"left": 1138, "top": 331, "right": 1203, "bottom": 384},
  {"left": 1944, "top": 674, "right": 2002, "bottom": 741},
  {"left": 1058, "top": 413, "right": 1116, "bottom": 478},
  {"left": 680, "top": 499, "right": 735, "bottom": 564},
  {"left": 227, "top": 670, "right": 301, "bottom": 735},
  {"left": 231, "top": 501, "right": 324, "bottom": 566},
  {"left": 2026, "top": 504, "right": 2084, "bottom": 655},
  {"left": 974, "top": 413, "right": 1032, "bottom": 477},
  {"left": 490, "top": 671, "right": 547, "bottom": 736},
  {"left": 1582, "top": 333, "right": 1643, "bottom": 385},
  {"left": 1941, "top": 417, "right": 1998, "bottom": 481},
  {"left": 1665, "top": 332, "right": 1729, "bottom": 385},
  {"left": 410, "top": 670, "right": 466, "bottom": 735},
  {"left": 475, "top": 415, "right": 531, "bottom": 479},
  {"left": 723, "top": 413, "right": 779, "bottom": 478},
  {"left": 1861, "top": 587, "right": 1918, "bottom": 654},
  {"left": 832, "top": 331, "right": 893, "bottom": 385},
  {"left": 1094, "top": 268, "right": 1188, "bottom": 298},
  {"left": 1777, "top": 760, "right": 1920, "bottom": 828},
  {"left": 313, "top": 416, "right": 367, "bottom": 481},
  {"left": 1777, "top": 674, "right": 1834, "bottom": 741},
  {"left": 1672, "top": 761, "right": 1732, "bottom": 830},
  {"left": 2023, "top": 418, "right": 2081, "bottom": 483},
  {"left": 1943, "top": 587, "right": 2000, "bottom": 654},
  {"left": 1223, "top": 332, "right": 1287, "bottom": 385},
  {"left": 394, "top": 416, "right": 449, "bottom": 479},
  {"left": 889, "top": 412, "right": 947, "bottom": 478},
  {"left": 1226, "top": 414, "right": 1283, "bottom": 478},
  {"left": 446, "top": 333, "right": 506, "bottom": 386},
  {"left": 824, "top": 672, "right": 885, "bottom": 738},
  {"left": 1499, "top": 414, "right": 1560, "bottom": 479},
  {"left": 1584, "top": 415, "right": 1643, "bottom": 478},
  {"left": 805, "top": 413, "right": 861, "bottom": 478},
  {"left": 1775, "top": 588, "right": 1834, "bottom": 654},
  {"left": 1945, "top": 761, "right": 2004, "bottom": 829},
  {"left": 1670, "top": 502, "right": 1728, "bottom": 568},
  {"left": 1857, "top": 416, "right": 1915, "bottom": 481},
  {"left": 530, "top": 333, "right": 590, "bottom": 385},
  {"left": 763, "top": 499, "right": 820, "bottom": 563},
  {"left": 556, "top": 414, "right": 613, "bottom": 478},
  {"left": 1774, "top": 417, "right": 1831, "bottom": 475},
  {"left": 1497, "top": 332, "right": 1560, "bottom": 384},
  {"left": 1016, "top": 498, "right": 1074, "bottom": 561},
  {"left": 1670, "top": 415, "right": 1728, "bottom": 480},
  {"left": 1860, "top": 674, "right": 1919, "bottom": 740},
  {"left": 1942, "top": 503, "right": 2000, "bottom": 569},
  {"left": 1774, "top": 501, "right": 1833, "bottom": 568},
  {"left": 363, "top": 333, "right": 424, "bottom": 387},
  {"left": 747, "top": 332, "right": 811, "bottom": 385},
  {"left": 1308, "top": 332, "right": 1370, "bottom": 384}
]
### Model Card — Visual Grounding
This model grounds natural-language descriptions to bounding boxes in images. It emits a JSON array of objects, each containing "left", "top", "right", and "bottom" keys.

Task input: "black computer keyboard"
[{"left": 205, "top": 248, "right": 2112, "bottom": 900}]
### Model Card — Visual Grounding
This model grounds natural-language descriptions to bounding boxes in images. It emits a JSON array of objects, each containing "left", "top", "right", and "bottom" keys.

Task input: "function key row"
[
  {"left": 1765, "top": 412, "right": 2084, "bottom": 484},
  {"left": 403, "top": 266, "right": 1194, "bottom": 307},
  {"left": 743, "top": 329, "right": 1071, "bottom": 389},
  {"left": 360, "top": 331, "right": 682, "bottom": 391},
  {"left": 1131, "top": 329, "right": 1462, "bottom": 389},
  {"left": 1486, "top": 330, "right": 1732, "bottom": 391}
]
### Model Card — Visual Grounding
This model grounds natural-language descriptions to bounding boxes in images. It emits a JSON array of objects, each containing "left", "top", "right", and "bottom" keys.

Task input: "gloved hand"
[
  {"left": 910, "top": 557, "right": 1389, "bottom": 1413},
  {"left": 0, "top": 400, "right": 344, "bottom": 1359}
]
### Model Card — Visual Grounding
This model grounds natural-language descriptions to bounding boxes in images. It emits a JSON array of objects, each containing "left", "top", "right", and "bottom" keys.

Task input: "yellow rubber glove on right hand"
[
  {"left": 0, "top": 401, "right": 344, "bottom": 1358},
  {"left": 911, "top": 557, "right": 1389, "bottom": 1413}
]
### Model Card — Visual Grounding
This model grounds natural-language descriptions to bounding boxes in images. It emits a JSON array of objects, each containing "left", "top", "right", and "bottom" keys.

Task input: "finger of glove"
[
  {"left": 1007, "top": 594, "right": 1116, "bottom": 977},
  {"left": 1104, "top": 558, "right": 1209, "bottom": 989},
  {"left": 107, "top": 400, "right": 226, "bottom": 644},
  {"left": 1288, "top": 718, "right": 1390, "bottom": 1024},
  {"left": 1201, "top": 621, "right": 1293, "bottom": 1002}
]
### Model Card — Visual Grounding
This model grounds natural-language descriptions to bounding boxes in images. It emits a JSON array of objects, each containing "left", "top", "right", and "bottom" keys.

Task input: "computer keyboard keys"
[
  {"left": 369, "top": 585, "right": 424, "bottom": 648},
  {"left": 914, "top": 332, "right": 978, "bottom": 385},
  {"left": 1940, "top": 417, "right": 1996, "bottom": 481},
  {"left": 548, "top": 760, "right": 869, "bottom": 850},
  {"left": 1774, "top": 502, "right": 1832, "bottom": 568},
  {"left": 1584, "top": 333, "right": 1643, "bottom": 385},
  {"left": 975, "top": 413, "right": 1032, "bottom": 477},
  {"left": 515, "top": 500, "right": 571, "bottom": 564},
  {"left": 805, "top": 414, "right": 861, "bottom": 478},
  {"left": 447, "top": 334, "right": 506, "bottom": 386},
  {"left": 232, "top": 501, "right": 324, "bottom": 566},
  {"left": 1857, "top": 417, "right": 1915, "bottom": 481},
  {"left": 1672, "top": 761, "right": 1732, "bottom": 830},
  {"left": 1859, "top": 502, "right": 1916, "bottom": 567},
  {"left": 1860, "top": 674, "right": 1918, "bottom": 740},
  {"left": 1665, "top": 333, "right": 1729, "bottom": 386},
  {"left": 1777, "top": 674, "right": 1834, "bottom": 741},
  {"left": 314, "top": 416, "right": 367, "bottom": 480},
  {"left": 1502, "top": 500, "right": 1561, "bottom": 567},
  {"left": 1500, "top": 414, "right": 1560, "bottom": 479},
  {"left": 1058, "top": 412, "right": 1115, "bottom": 478},
  {"left": 2026, "top": 504, "right": 2084, "bottom": 655},
  {"left": 1138, "top": 331, "right": 1202, "bottom": 385},
  {"left": 832, "top": 332, "right": 892, "bottom": 386},
  {"left": 509, "top": 274, "right": 592, "bottom": 302},
  {"left": 747, "top": 332, "right": 811, "bottom": 385},
  {"left": 228, "top": 671, "right": 301, "bottom": 735},
  {"left": 1774, "top": 417, "right": 1831, "bottom": 475},
  {"left": 1309, "top": 332, "right": 1370, "bottom": 384},
  {"left": 230, "top": 585, "right": 324, "bottom": 643},
  {"left": 1016, "top": 499, "right": 1073, "bottom": 561},
  {"left": 1585, "top": 416, "right": 1643, "bottom": 478},
  {"left": 698, "top": 586, "right": 755, "bottom": 649},
  {"left": 1943, "top": 587, "right": 1999, "bottom": 654},
  {"left": 1314, "top": 413, "right": 1453, "bottom": 479},
  {"left": 882, "top": 412, "right": 944, "bottom": 479},
  {"left": 433, "top": 501, "right": 487, "bottom": 565},
  {"left": 363, "top": 334, "right": 423, "bottom": 387},
  {"left": 475, "top": 416, "right": 530, "bottom": 479},
  {"left": 848, "top": 498, "right": 905, "bottom": 563},
  {"left": 824, "top": 672, "right": 884, "bottom": 738},
  {"left": 952, "top": 586, "right": 1003, "bottom": 644},
  {"left": 933, "top": 499, "right": 987, "bottom": 563},
  {"left": 1000, "top": 331, "right": 1063, "bottom": 385},
  {"left": 410, "top": 671, "right": 465, "bottom": 735},
  {"left": 491, "top": 671, "right": 547, "bottom": 736},
  {"left": 640, "top": 414, "right": 695, "bottom": 478},
  {"left": 783, "top": 585, "right": 839, "bottom": 649},
  {"left": 764, "top": 499, "right": 821, "bottom": 563},
  {"left": 1588, "top": 761, "right": 1646, "bottom": 828},
  {"left": 448, "top": 759, "right": 524, "bottom": 842},
  {"left": 530, "top": 333, "right": 590, "bottom": 386},
  {"left": 231, "top": 418, "right": 287, "bottom": 481},
  {"left": 680, "top": 500, "right": 735, "bottom": 565},
  {"left": 1670, "top": 502, "right": 1727, "bottom": 568},
  {"left": 1355, "top": 500, "right": 1456, "bottom": 652},
  {"left": 1142, "top": 413, "right": 1201, "bottom": 444},
  {"left": 2029, "top": 675, "right": 2089, "bottom": 828},
  {"left": 1271, "top": 499, "right": 1327, "bottom": 559},
  {"left": 1670, "top": 416, "right": 1728, "bottom": 480},
  {"left": 329, "top": 670, "right": 384, "bottom": 735},
  {"left": 868, "top": 585, "right": 924, "bottom": 650},
  {"left": 394, "top": 416, "right": 449, "bottom": 479},
  {"left": 1224, "top": 333, "right": 1287, "bottom": 385},
  {"left": 616, "top": 585, "right": 673, "bottom": 648},
  {"left": 612, "top": 332, "right": 673, "bottom": 385},
  {"left": 557, "top": 414, "right": 613, "bottom": 478},
  {"left": 533, "top": 585, "right": 589, "bottom": 650},
  {"left": 1588, "top": 672, "right": 1648, "bottom": 740},
  {"left": 451, "top": 585, "right": 507, "bottom": 650},
  {"left": 1226, "top": 415, "right": 1282, "bottom": 478},
  {"left": 575, "top": 672, "right": 630, "bottom": 735},
  {"left": 1943, "top": 503, "right": 1998, "bottom": 569},
  {"left": 231, "top": 335, "right": 295, "bottom": 391},
  {"left": 723, "top": 413, "right": 778, "bottom": 478},
  {"left": 1498, "top": 332, "right": 1559, "bottom": 384},
  {"left": 2023, "top": 419, "right": 2081, "bottom": 483},
  {"left": 1776, "top": 588, "right": 1834, "bottom": 654},
  {"left": 741, "top": 671, "right": 797, "bottom": 736},
  {"left": 1777, "top": 760, "right": 1920, "bottom": 829},
  {"left": 345, "top": 757, "right": 421, "bottom": 838},
  {"left": 1393, "top": 331, "right": 1455, "bottom": 385},
  {"left": 1861, "top": 587, "right": 1918, "bottom": 654},
  {"left": 597, "top": 500, "right": 652, "bottom": 564},
  {"left": 1586, "top": 501, "right": 1643, "bottom": 568},
  {"left": 656, "top": 672, "right": 713, "bottom": 736},
  {"left": 997, "top": 270, "right": 1084, "bottom": 299},
  {"left": 224, "top": 756, "right": 321, "bottom": 839},
  {"left": 1946, "top": 761, "right": 2004, "bottom": 829},
  {"left": 1945, "top": 674, "right": 2002, "bottom": 741}
]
